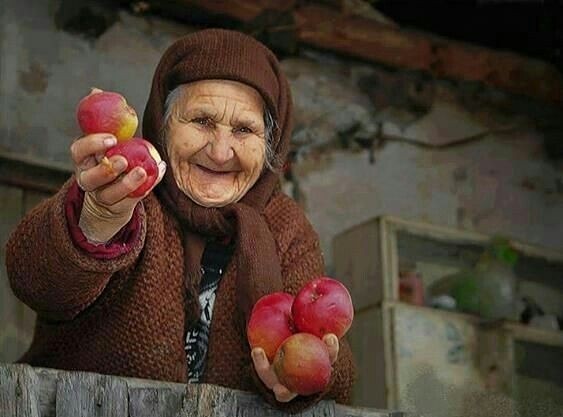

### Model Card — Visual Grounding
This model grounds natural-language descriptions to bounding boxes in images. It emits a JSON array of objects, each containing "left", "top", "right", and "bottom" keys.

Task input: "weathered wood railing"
[{"left": 0, "top": 364, "right": 420, "bottom": 417}]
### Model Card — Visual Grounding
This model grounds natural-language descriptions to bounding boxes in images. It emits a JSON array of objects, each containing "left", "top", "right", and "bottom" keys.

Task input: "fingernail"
[
  {"left": 252, "top": 349, "right": 264, "bottom": 362},
  {"left": 133, "top": 168, "right": 145, "bottom": 180},
  {"left": 104, "top": 137, "right": 117, "bottom": 147},
  {"left": 113, "top": 158, "right": 126, "bottom": 171}
]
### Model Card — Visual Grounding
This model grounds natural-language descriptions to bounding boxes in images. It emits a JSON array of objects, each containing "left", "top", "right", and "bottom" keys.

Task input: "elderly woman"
[{"left": 6, "top": 29, "right": 355, "bottom": 412}]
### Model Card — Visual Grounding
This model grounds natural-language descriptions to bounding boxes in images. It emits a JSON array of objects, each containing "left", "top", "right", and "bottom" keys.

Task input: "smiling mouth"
[{"left": 195, "top": 164, "right": 235, "bottom": 176}]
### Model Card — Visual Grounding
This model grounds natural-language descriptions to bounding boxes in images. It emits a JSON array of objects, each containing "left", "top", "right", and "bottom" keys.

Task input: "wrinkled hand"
[
  {"left": 251, "top": 333, "right": 339, "bottom": 403},
  {"left": 70, "top": 133, "right": 166, "bottom": 243}
]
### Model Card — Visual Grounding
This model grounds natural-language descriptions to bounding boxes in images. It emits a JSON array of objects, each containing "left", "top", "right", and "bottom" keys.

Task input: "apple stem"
[{"left": 100, "top": 156, "right": 114, "bottom": 174}]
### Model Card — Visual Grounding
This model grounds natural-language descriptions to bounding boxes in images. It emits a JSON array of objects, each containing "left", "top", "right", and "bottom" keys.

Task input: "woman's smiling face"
[{"left": 165, "top": 80, "right": 267, "bottom": 207}]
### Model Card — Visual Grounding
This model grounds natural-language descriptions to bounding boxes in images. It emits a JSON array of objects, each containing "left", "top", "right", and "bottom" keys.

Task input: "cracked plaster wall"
[
  {"left": 281, "top": 51, "right": 563, "bottom": 270},
  {"left": 1, "top": 0, "right": 562, "bottom": 272}
]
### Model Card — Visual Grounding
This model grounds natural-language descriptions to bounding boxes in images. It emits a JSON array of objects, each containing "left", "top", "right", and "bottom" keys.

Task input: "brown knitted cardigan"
[{"left": 6, "top": 179, "right": 356, "bottom": 412}]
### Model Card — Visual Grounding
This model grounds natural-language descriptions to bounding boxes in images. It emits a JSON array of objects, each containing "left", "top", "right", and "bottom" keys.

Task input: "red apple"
[
  {"left": 247, "top": 292, "right": 294, "bottom": 361},
  {"left": 77, "top": 88, "right": 138, "bottom": 142},
  {"left": 292, "top": 277, "right": 354, "bottom": 339},
  {"left": 273, "top": 333, "right": 331, "bottom": 396},
  {"left": 105, "top": 138, "right": 161, "bottom": 197},
  {"left": 252, "top": 292, "right": 294, "bottom": 314}
]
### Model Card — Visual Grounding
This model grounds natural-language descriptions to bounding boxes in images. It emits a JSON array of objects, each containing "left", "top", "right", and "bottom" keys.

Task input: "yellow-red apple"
[
  {"left": 77, "top": 88, "right": 138, "bottom": 141},
  {"left": 273, "top": 333, "right": 331, "bottom": 396}
]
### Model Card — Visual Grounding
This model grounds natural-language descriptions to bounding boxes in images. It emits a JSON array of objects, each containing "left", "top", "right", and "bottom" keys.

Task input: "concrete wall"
[
  {"left": 280, "top": 51, "right": 563, "bottom": 269},
  {"left": 1, "top": 0, "right": 562, "bottom": 272},
  {"left": 0, "top": 0, "right": 188, "bottom": 165}
]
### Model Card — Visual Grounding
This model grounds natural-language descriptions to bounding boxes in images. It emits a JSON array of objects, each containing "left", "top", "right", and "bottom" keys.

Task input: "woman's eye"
[
  {"left": 235, "top": 126, "right": 253, "bottom": 134},
  {"left": 192, "top": 117, "right": 212, "bottom": 127}
]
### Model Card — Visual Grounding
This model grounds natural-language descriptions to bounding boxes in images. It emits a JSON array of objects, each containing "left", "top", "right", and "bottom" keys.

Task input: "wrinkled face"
[{"left": 165, "top": 80, "right": 267, "bottom": 207}]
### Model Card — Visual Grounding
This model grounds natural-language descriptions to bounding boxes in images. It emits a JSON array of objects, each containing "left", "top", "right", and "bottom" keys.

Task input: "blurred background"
[{"left": 1, "top": 1, "right": 562, "bottom": 416}]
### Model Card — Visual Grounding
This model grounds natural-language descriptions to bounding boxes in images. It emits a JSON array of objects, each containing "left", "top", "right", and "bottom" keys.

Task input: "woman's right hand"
[{"left": 71, "top": 133, "right": 166, "bottom": 243}]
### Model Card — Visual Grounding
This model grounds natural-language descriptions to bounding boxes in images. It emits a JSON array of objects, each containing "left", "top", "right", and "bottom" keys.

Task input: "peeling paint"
[{"left": 18, "top": 61, "right": 49, "bottom": 94}]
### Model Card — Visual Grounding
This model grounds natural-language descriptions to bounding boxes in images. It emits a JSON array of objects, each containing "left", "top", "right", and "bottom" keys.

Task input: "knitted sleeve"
[
  {"left": 65, "top": 179, "right": 144, "bottom": 259},
  {"left": 251, "top": 205, "right": 357, "bottom": 413},
  {"left": 5, "top": 177, "right": 147, "bottom": 322}
]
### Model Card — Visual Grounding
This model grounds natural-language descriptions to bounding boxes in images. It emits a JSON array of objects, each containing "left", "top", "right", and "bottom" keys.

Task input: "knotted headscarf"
[{"left": 142, "top": 29, "right": 293, "bottom": 330}]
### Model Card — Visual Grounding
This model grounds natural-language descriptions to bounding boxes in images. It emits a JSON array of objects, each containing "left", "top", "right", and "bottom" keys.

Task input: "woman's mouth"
[{"left": 194, "top": 164, "right": 236, "bottom": 177}]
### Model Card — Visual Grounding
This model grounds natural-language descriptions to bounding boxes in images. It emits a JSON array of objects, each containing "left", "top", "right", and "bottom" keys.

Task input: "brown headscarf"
[{"left": 142, "top": 29, "right": 293, "bottom": 330}]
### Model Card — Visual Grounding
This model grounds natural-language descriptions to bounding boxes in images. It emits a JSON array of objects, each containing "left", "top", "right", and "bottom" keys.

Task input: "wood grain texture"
[
  {"left": 129, "top": 387, "right": 184, "bottom": 417},
  {"left": 56, "top": 371, "right": 128, "bottom": 417},
  {"left": 0, "top": 364, "right": 418, "bottom": 416},
  {"left": 0, "top": 364, "right": 40, "bottom": 417}
]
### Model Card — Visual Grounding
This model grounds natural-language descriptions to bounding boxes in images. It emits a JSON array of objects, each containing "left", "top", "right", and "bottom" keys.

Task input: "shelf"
[
  {"left": 503, "top": 322, "right": 563, "bottom": 348},
  {"left": 387, "top": 301, "right": 563, "bottom": 348},
  {"left": 334, "top": 214, "right": 563, "bottom": 415}
]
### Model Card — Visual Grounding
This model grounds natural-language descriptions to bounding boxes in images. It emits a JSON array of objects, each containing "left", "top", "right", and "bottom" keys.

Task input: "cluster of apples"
[
  {"left": 76, "top": 88, "right": 161, "bottom": 197},
  {"left": 247, "top": 277, "right": 354, "bottom": 396}
]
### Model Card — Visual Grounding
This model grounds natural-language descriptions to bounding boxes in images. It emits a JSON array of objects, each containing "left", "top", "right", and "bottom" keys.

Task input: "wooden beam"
[
  {"left": 0, "top": 364, "right": 416, "bottom": 417},
  {"left": 149, "top": 1, "right": 563, "bottom": 104},
  {"left": 294, "top": 5, "right": 563, "bottom": 104},
  {"left": 0, "top": 152, "right": 71, "bottom": 193},
  {"left": 143, "top": 0, "right": 295, "bottom": 23}
]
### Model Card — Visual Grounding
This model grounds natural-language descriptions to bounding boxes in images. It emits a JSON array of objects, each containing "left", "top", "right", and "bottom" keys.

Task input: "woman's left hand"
[{"left": 251, "top": 333, "right": 340, "bottom": 402}]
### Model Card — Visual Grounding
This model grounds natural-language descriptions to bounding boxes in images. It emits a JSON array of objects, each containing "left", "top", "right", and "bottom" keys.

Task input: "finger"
[
  {"left": 251, "top": 348, "right": 278, "bottom": 390},
  {"left": 323, "top": 334, "right": 339, "bottom": 365},
  {"left": 134, "top": 160, "right": 167, "bottom": 198},
  {"left": 155, "top": 160, "right": 167, "bottom": 185},
  {"left": 94, "top": 167, "right": 147, "bottom": 206},
  {"left": 273, "top": 384, "right": 298, "bottom": 403},
  {"left": 77, "top": 156, "right": 128, "bottom": 192},
  {"left": 71, "top": 134, "right": 117, "bottom": 169}
]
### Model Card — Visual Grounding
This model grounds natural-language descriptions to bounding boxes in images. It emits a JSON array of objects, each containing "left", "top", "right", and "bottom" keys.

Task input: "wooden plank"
[
  {"left": 380, "top": 215, "right": 489, "bottom": 246},
  {"left": 335, "top": 403, "right": 392, "bottom": 416},
  {"left": 128, "top": 387, "right": 184, "bottom": 417},
  {"left": 181, "top": 384, "right": 238, "bottom": 417},
  {"left": 333, "top": 218, "right": 383, "bottom": 310},
  {"left": 0, "top": 184, "right": 25, "bottom": 363},
  {"left": 503, "top": 322, "right": 563, "bottom": 349},
  {"left": 477, "top": 326, "right": 515, "bottom": 396},
  {"left": 0, "top": 364, "right": 422, "bottom": 417},
  {"left": 380, "top": 215, "right": 563, "bottom": 263},
  {"left": 348, "top": 308, "right": 386, "bottom": 408},
  {"left": 181, "top": 383, "right": 338, "bottom": 416},
  {"left": 293, "top": 4, "right": 563, "bottom": 104},
  {"left": 0, "top": 151, "right": 71, "bottom": 193},
  {"left": 34, "top": 368, "right": 58, "bottom": 417},
  {"left": 56, "top": 371, "right": 128, "bottom": 417},
  {"left": 177, "top": 0, "right": 296, "bottom": 22},
  {"left": 35, "top": 367, "right": 186, "bottom": 417},
  {"left": 0, "top": 364, "right": 40, "bottom": 417},
  {"left": 228, "top": 389, "right": 299, "bottom": 417},
  {"left": 7, "top": 190, "right": 41, "bottom": 361}
]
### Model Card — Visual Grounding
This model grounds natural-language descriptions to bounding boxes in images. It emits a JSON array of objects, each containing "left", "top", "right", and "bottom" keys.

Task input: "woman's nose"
[{"left": 207, "top": 129, "right": 234, "bottom": 165}]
